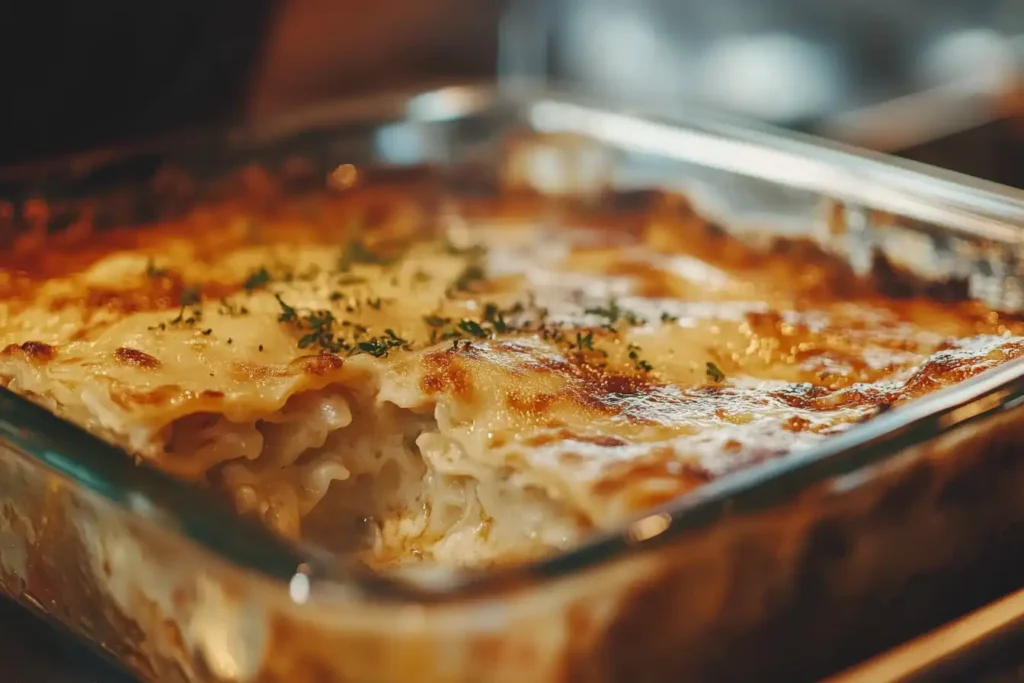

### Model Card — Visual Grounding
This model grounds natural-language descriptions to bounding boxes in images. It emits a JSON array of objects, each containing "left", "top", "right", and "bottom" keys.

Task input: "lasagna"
[{"left": 0, "top": 186, "right": 1020, "bottom": 569}]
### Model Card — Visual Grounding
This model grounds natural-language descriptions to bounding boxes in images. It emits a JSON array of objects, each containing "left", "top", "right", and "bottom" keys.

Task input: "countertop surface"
[
  {"left": 0, "top": 598, "right": 133, "bottom": 683},
  {"left": 4, "top": 594, "right": 1024, "bottom": 683}
]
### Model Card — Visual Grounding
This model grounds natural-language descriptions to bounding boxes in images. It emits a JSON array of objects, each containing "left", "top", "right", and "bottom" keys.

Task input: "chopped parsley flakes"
[
  {"left": 457, "top": 319, "right": 489, "bottom": 339},
  {"left": 705, "top": 362, "right": 726, "bottom": 383},
  {"left": 296, "top": 310, "right": 342, "bottom": 352},
  {"left": 451, "top": 263, "right": 486, "bottom": 294},
  {"left": 234, "top": 235, "right": 676, "bottom": 376},
  {"left": 585, "top": 298, "right": 646, "bottom": 328},
  {"left": 357, "top": 329, "right": 411, "bottom": 358},
  {"left": 145, "top": 258, "right": 167, "bottom": 278},
  {"left": 168, "top": 304, "right": 202, "bottom": 326},
  {"left": 275, "top": 293, "right": 410, "bottom": 357},
  {"left": 337, "top": 240, "right": 394, "bottom": 272},
  {"left": 627, "top": 343, "right": 654, "bottom": 373},
  {"left": 217, "top": 298, "right": 249, "bottom": 316},
  {"left": 483, "top": 303, "right": 510, "bottom": 333},
  {"left": 180, "top": 286, "right": 201, "bottom": 307},
  {"left": 243, "top": 267, "right": 271, "bottom": 290},
  {"left": 574, "top": 330, "right": 595, "bottom": 351},
  {"left": 275, "top": 295, "right": 299, "bottom": 323}
]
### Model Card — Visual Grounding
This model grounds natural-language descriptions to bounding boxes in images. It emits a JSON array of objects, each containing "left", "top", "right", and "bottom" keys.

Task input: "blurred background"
[{"left": 0, "top": 0, "right": 1022, "bottom": 184}]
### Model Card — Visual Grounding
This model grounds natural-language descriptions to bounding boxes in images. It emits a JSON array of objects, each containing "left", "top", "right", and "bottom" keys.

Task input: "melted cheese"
[{"left": 0, "top": 192, "right": 1020, "bottom": 567}]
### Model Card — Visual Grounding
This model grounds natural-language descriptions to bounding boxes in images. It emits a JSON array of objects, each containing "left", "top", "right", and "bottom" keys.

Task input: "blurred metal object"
[
  {"left": 500, "top": 0, "right": 1024, "bottom": 148},
  {"left": 248, "top": 0, "right": 502, "bottom": 120},
  {"left": 895, "top": 117, "right": 1024, "bottom": 190},
  {"left": 497, "top": 0, "right": 548, "bottom": 92},
  {"left": 827, "top": 586, "right": 1024, "bottom": 683},
  {"left": 820, "top": 33, "right": 1024, "bottom": 151}
]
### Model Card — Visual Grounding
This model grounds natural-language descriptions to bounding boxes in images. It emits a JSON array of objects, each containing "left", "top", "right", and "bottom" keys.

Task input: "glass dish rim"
[{"left": 3, "top": 83, "right": 1024, "bottom": 604}]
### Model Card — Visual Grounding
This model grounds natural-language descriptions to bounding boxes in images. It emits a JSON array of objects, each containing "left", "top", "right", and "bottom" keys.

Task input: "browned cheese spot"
[
  {"left": 114, "top": 347, "right": 161, "bottom": 369},
  {"left": 2, "top": 341, "right": 58, "bottom": 362}
]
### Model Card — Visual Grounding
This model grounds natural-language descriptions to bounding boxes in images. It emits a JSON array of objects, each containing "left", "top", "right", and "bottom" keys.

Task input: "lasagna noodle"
[{"left": 0, "top": 196, "right": 1021, "bottom": 568}]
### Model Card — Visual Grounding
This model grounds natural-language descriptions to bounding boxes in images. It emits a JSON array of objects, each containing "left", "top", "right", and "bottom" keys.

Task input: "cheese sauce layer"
[{"left": 0, "top": 192, "right": 1019, "bottom": 566}]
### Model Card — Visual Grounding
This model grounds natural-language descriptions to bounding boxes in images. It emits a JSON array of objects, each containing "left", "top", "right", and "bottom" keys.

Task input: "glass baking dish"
[{"left": 3, "top": 85, "right": 1024, "bottom": 683}]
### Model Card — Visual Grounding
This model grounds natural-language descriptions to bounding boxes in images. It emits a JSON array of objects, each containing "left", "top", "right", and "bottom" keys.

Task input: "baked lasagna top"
[{"left": 0, "top": 185, "right": 1020, "bottom": 567}]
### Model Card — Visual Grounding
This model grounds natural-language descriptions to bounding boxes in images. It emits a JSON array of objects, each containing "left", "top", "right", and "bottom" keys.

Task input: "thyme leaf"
[
  {"left": 442, "top": 236, "right": 487, "bottom": 259},
  {"left": 451, "top": 264, "right": 486, "bottom": 293},
  {"left": 574, "top": 330, "right": 595, "bottom": 351},
  {"left": 275, "top": 295, "right": 299, "bottom": 323},
  {"left": 705, "top": 362, "right": 726, "bottom": 383},
  {"left": 627, "top": 343, "right": 654, "bottom": 373},
  {"left": 243, "top": 267, "right": 271, "bottom": 291},
  {"left": 457, "top": 319, "right": 489, "bottom": 339},
  {"left": 145, "top": 259, "right": 167, "bottom": 278},
  {"left": 180, "top": 286, "right": 201, "bottom": 307},
  {"left": 338, "top": 240, "right": 393, "bottom": 272}
]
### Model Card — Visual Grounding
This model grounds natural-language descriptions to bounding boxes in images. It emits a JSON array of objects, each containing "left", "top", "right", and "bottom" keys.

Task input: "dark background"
[
  {"left": 0, "top": 0, "right": 1020, "bottom": 187},
  {"left": 0, "top": 1, "right": 275, "bottom": 164},
  {"left": 0, "top": 0, "right": 501, "bottom": 165}
]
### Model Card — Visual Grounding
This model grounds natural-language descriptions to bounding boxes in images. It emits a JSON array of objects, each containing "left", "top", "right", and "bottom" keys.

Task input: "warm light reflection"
[
  {"left": 289, "top": 562, "right": 313, "bottom": 606},
  {"left": 408, "top": 86, "right": 492, "bottom": 122},
  {"left": 289, "top": 571, "right": 311, "bottom": 605},
  {"left": 527, "top": 100, "right": 1024, "bottom": 245},
  {"left": 939, "top": 390, "right": 1012, "bottom": 429},
  {"left": 628, "top": 513, "right": 672, "bottom": 542},
  {"left": 328, "top": 164, "right": 359, "bottom": 191}
]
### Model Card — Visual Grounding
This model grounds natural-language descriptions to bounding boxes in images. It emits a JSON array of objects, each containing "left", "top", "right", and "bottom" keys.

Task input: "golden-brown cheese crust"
[{"left": 0, "top": 192, "right": 1021, "bottom": 526}]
